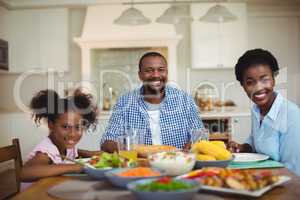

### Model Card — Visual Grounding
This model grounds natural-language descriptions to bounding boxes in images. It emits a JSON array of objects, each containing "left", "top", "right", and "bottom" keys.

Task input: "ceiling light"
[
  {"left": 156, "top": 4, "right": 193, "bottom": 25},
  {"left": 114, "top": 1, "right": 151, "bottom": 26},
  {"left": 199, "top": 4, "right": 237, "bottom": 23}
]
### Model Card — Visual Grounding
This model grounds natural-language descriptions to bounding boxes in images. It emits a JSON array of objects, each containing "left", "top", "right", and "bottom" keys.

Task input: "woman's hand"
[
  {"left": 227, "top": 141, "right": 243, "bottom": 153},
  {"left": 227, "top": 141, "right": 252, "bottom": 153}
]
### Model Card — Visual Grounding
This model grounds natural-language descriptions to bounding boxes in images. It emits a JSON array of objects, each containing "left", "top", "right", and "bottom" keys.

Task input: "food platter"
[
  {"left": 177, "top": 167, "right": 290, "bottom": 197},
  {"left": 199, "top": 176, "right": 290, "bottom": 197}
]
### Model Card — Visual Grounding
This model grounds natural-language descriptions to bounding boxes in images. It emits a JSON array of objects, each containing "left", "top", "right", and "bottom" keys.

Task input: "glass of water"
[{"left": 190, "top": 128, "right": 210, "bottom": 144}]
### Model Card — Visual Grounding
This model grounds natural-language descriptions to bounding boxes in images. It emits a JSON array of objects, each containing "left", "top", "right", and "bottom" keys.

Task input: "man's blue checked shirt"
[{"left": 100, "top": 85, "right": 203, "bottom": 149}]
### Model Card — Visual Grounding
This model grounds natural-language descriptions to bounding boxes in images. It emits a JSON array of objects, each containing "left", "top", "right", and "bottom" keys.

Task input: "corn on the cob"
[
  {"left": 210, "top": 141, "right": 226, "bottom": 149},
  {"left": 192, "top": 141, "right": 232, "bottom": 160},
  {"left": 196, "top": 154, "right": 216, "bottom": 161}
]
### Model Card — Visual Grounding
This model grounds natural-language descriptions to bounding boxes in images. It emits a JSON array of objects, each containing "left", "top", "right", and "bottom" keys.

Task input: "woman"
[{"left": 228, "top": 48, "right": 300, "bottom": 175}]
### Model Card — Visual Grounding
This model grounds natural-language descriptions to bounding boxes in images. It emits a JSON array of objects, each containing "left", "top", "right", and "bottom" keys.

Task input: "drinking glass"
[
  {"left": 190, "top": 128, "right": 210, "bottom": 144},
  {"left": 117, "top": 129, "right": 141, "bottom": 161}
]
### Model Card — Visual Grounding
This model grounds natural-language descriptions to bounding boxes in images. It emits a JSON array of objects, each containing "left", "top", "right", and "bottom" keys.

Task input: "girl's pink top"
[
  {"left": 21, "top": 136, "right": 79, "bottom": 191},
  {"left": 27, "top": 136, "right": 78, "bottom": 164}
]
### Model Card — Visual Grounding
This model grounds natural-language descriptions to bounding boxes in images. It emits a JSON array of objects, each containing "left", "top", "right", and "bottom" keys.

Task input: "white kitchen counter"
[
  {"left": 200, "top": 106, "right": 251, "bottom": 119},
  {"left": 99, "top": 106, "right": 251, "bottom": 120}
]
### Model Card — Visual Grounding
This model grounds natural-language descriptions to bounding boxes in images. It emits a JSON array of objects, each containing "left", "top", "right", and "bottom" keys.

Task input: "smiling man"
[{"left": 100, "top": 52, "right": 203, "bottom": 152}]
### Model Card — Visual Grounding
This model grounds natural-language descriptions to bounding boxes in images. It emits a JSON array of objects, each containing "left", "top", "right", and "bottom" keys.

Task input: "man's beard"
[{"left": 143, "top": 81, "right": 166, "bottom": 99}]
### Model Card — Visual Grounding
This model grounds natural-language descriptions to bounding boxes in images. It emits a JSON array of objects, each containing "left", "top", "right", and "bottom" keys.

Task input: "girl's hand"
[{"left": 73, "top": 164, "right": 84, "bottom": 173}]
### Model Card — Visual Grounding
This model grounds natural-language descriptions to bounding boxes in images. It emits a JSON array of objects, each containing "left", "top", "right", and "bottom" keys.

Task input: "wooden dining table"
[{"left": 12, "top": 168, "right": 300, "bottom": 200}]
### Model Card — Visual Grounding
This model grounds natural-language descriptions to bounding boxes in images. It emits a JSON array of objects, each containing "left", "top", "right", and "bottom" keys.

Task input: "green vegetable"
[
  {"left": 136, "top": 179, "right": 194, "bottom": 192},
  {"left": 90, "top": 152, "right": 137, "bottom": 168}
]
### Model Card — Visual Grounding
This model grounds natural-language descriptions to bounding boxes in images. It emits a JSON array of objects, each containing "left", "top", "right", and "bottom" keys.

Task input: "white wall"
[
  {"left": 248, "top": 16, "right": 300, "bottom": 104},
  {"left": 0, "top": 8, "right": 86, "bottom": 159},
  {"left": 0, "top": 8, "right": 85, "bottom": 112},
  {"left": 0, "top": 6, "right": 9, "bottom": 40}
]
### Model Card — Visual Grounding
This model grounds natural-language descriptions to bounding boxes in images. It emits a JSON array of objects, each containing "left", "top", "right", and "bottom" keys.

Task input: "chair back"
[{"left": 0, "top": 138, "right": 23, "bottom": 198}]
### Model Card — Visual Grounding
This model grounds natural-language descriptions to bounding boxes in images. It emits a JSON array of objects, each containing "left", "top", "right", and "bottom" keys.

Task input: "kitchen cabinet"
[
  {"left": 190, "top": 3, "right": 247, "bottom": 69},
  {"left": 201, "top": 107, "right": 251, "bottom": 143},
  {"left": 2, "top": 8, "right": 69, "bottom": 73},
  {"left": 230, "top": 116, "right": 251, "bottom": 143}
]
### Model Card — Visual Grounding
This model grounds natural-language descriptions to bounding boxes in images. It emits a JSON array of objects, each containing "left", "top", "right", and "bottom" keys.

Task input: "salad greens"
[
  {"left": 136, "top": 177, "right": 194, "bottom": 192},
  {"left": 89, "top": 152, "right": 136, "bottom": 168}
]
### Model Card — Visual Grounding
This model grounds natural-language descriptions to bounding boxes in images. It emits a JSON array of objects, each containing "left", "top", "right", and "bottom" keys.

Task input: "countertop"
[
  {"left": 99, "top": 106, "right": 251, "bottom": 120},
  {"left": 0, "top": 106, "right": 251, "bottom": 119},
  {"left": 200, "top": 106, "right": 251, "bottom": 119}
]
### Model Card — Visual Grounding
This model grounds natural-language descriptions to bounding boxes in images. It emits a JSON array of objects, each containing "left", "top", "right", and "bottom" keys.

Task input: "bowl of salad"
[
  {"left": 83, "top": 152, "right": 136, "bottom": 179},
  {"left": 127, "top": 177, "right": 200, "bottom": 200},
  {"left": 104, "top": 167, "right": 165, "bottom": 188},
  {"left": 148, "top": 151, "right": 196, "bottom": 176}
]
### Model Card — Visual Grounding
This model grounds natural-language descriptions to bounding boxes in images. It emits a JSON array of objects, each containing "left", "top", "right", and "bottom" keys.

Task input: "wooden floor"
[{"left": 0, "top": 169, "right": 17, "bottom": 200}]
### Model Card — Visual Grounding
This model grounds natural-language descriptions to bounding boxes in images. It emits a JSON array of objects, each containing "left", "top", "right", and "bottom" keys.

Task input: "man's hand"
[
  {"left": 183, "top": 142, "right": 192, "bottom": 152},
  {"left": 100, "top": 140, "right": 118, "bottom": 153}
]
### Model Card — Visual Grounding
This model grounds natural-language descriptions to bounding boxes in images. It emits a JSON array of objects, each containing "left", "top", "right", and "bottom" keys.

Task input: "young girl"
[
  {"left": 21, "top": 89, "right": 100, "bottom": 181},
  {"left": 228, "top": 48, "right": 300, "bottom": 175}
]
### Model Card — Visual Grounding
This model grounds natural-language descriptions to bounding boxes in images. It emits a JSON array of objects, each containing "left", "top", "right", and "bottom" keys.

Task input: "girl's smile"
[{"left": 49, "top": 111, "right": 84, "bottom": 153}]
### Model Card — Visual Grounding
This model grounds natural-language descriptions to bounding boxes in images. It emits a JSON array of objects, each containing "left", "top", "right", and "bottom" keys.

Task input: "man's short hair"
[{"left": 138, "top": 52, "right": 167, "bottom": 71}]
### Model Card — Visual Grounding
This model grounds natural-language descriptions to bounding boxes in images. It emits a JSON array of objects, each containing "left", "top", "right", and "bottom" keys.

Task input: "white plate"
[
  {"left": 199, "top": 176, "right": 290, "bottom": 197},
  {"left": 75, "top": 158, "right": 91, "bottom": 164},
  {"left": 232, "top": 153, "right": 269, "bottom": 163},
  {"left": 75, "top": 158, "right": 113, "bottom": 179}
]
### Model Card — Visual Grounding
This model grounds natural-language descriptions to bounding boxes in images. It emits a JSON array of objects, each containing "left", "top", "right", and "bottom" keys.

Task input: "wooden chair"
[{"left": 0, "top": 138, "right": 23, "bottom": 199}]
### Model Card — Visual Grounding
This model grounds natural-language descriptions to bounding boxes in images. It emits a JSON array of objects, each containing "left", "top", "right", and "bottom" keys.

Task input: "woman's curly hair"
[
  {"left": 30, "top": 89, "right": 98, "bottom": 130},
  {"left": 235, "top": 48, "right": 279, "bottom": 85}
]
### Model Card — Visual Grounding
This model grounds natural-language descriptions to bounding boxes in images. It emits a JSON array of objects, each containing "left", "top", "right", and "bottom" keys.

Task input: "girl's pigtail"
[
  {"left": 73, "top": 89, "right": 98, "bottom": 130},
  {"left": 30, "top": 89, "right": 60, "bottom": 125}
]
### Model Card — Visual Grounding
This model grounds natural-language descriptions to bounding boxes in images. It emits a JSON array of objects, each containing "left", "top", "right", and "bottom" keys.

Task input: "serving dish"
[
  {"left": 127, "top": 177, "right": 200, "bottom": 200},
  {"left": 105, "top": 167, "right": 165, "bottom": 188}
]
